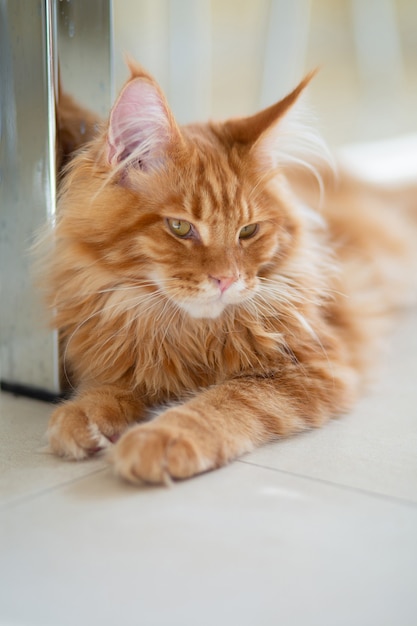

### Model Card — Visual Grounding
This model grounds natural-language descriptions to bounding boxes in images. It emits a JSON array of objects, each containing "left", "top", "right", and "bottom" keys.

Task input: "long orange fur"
[{"left": 41, "top": 62, "right": 417, "bottom": 484}]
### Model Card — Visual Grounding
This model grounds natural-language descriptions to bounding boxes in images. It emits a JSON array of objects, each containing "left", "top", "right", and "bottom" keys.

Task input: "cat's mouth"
[{"left": 149, "top": 272, "right": 255, "bottom": 319}]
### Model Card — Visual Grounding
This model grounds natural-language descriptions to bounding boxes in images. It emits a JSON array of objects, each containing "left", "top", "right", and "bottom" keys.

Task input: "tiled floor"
[{"left": 1, "top": 310, "right": 417, "bottom": 626}]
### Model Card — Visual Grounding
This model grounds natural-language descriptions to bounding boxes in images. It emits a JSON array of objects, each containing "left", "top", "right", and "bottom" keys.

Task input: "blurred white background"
[{"left": 112, "top": 0, "right": 417, "bottom": 147}]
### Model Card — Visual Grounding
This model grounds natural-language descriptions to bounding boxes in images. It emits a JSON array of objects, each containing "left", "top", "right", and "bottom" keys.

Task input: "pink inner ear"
[{"left": 107, "top": 78, "right": 171, "bottom": 169}]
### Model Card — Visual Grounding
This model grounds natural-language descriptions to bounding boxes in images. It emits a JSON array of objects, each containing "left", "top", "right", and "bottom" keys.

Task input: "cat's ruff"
[{"left": 40, "top": 61, "right": 417, "bottom": 484}]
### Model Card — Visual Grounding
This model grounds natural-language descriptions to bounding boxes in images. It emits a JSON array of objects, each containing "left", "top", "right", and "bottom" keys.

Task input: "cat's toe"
[
  {"left": 47, "top": 403, "right": 110, "bottom": 460},
  {"left": 111, "top": 425, "right": 210, "bottom": 485}
]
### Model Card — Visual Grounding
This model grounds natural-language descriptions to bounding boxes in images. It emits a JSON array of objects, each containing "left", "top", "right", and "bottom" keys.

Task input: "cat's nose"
[{"left": 210, "top": 274, "right": 238, "bottom": 293}]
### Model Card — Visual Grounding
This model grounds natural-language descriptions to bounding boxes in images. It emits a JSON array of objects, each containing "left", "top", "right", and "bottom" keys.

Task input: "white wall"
[{"left": 112, "top": 0, "right": 417, "bottom": 145}]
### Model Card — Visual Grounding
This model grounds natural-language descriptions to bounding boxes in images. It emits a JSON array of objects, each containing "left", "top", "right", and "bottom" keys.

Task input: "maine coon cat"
[{"left": 43, "top": 61, "right": 417, "bottom": 484}]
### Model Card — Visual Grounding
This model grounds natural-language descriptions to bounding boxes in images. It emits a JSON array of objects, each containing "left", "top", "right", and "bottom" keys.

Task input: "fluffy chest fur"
[{"left": 58, "top": 235, "right": 331, "bottom": 402}]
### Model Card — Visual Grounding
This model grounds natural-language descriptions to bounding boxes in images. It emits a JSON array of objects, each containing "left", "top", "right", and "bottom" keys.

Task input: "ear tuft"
[
  {"left": 224, "top": 71, "right": 334, "bottom": 194},
  {"left": 253, "top": 79, "right": 333, "bottom": 173},
  {"left": 107, "top": 75, "right": 180, "bottom": 173}
]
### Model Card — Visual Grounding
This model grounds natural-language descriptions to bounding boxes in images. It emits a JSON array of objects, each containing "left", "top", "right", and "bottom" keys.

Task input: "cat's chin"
[
  {"left": 178, "top": 299, "right": 228, "bottom": 320},
  {"left": 175, "top": 285, "right": 256, "bottom": 319}
]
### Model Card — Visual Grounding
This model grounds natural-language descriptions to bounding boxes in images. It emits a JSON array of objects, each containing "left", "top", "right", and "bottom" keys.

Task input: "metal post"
[{"left": 0, "top": 0, "right": 113, "bottom": 400}]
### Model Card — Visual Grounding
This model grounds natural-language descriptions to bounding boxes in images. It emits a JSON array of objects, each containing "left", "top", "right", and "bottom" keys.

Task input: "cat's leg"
[
  {"left": 48, "top": 385, "right": 146, "bottom": 460},
  {"left": 110, "top": 365, "right": 357, "bottom": 484}
]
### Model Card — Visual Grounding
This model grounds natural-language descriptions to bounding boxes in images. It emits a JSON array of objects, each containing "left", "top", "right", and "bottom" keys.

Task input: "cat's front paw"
[
  {"left": 48, "top": 391, "right": 139, "bottom": 460},
  {"left": 48, "top": 402, "right": 106, "bottom": 460},
  {"left": 110, "top": 423, "right": 212, "bottom": 484}
]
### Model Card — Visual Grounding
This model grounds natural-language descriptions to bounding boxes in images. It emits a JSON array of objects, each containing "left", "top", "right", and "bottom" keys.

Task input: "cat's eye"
[
  {"left": 167, "top": 218, "right": 193, "bottom": 238},
  {"left": 239, "top": 223, "right": 258, "bottom": 240}
]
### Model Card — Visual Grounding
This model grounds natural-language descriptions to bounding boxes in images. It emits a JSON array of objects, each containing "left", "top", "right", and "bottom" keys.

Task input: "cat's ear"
[
  {"left": 224, "top": 71, "right": 331, "bottom": 176},
  {"left": 107, "top": 66, "right": 182, "bottom": 173}
]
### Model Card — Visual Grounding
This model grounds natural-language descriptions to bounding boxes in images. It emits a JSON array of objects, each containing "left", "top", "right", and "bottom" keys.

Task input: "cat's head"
[{"left": 61, "top": 62, "right": 329, "bottom": 320}]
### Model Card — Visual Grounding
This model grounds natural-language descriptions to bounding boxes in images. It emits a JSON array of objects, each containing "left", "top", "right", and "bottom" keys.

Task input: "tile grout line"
[
  {"left": 0, "top": 466, "right": 109, "bottom": 513},
  {"left": 2, "top": 457, "right": 416, "bottom": 513},
  {"left": 237, "top": 458, "right": 417, "bottom": 510}
]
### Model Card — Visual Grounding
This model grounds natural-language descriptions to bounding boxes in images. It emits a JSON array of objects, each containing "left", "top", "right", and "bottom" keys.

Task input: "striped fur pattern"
[{"left": 43, "top": 62, "right": 417, "bottom": 483}]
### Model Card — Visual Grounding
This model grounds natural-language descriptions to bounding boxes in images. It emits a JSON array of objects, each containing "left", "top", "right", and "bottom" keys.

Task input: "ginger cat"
[{"left": 43, "top": 61, "right": 417, "bottom": 484}]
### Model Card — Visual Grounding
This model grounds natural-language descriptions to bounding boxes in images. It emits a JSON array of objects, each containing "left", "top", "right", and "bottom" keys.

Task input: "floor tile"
[
  {"left": 0, "top": 393, "right": 107, "bottom": 510},
  {"left": 1, "top": 462, "right": 416, "bottom": 626}
]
